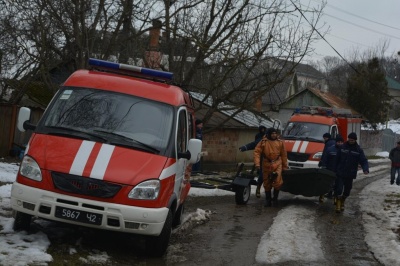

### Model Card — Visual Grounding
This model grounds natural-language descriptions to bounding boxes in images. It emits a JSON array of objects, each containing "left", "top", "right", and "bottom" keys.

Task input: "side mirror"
[
  {"left": 17, "top": 107, "right": 36, "bottom": 132},
  {"left": 187, "top": 139, "right": 202, "bottom": 164}
]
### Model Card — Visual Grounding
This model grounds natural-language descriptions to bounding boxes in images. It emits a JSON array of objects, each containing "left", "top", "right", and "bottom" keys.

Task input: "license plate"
[
  {"left": 55, "top": 206, "right": 102, "bottom": 225},
  {"left": 289, "top": 163, "right": 303, "bottom": 167}
]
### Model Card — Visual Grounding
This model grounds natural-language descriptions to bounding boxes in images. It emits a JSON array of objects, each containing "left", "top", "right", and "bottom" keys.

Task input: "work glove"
[{"left": 239, "top": 146, "right": 246, "bottom": 152}]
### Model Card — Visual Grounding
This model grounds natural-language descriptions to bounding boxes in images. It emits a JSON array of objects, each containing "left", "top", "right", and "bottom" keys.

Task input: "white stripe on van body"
[
  {"left": 70, "top": 141, "right": 95, "bottom": 176},
  {"left": 90, "top": 144, "right": 115, "bottom": 180},
  {"left": 291, "top": 141, "right": 301, "bottom": 152},
  {"left": 299, "top": 141, "right": 309, "bottom": 153},
  {"left": 159, "top": 162, "right": 177, "bottom": 180}
]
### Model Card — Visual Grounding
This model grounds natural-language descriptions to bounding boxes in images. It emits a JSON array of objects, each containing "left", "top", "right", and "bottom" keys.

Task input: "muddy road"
[{"left": 30, "top": 162, "right": 388, "bottom": 266}]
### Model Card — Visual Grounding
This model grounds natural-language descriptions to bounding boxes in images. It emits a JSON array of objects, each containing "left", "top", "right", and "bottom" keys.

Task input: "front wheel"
[
  {"left": 145, "top": 210, "right": 173, "bottom": 257},
  {"left": 13, "top": 211, "right": 32, "bottom": 231},
  {"left": 235, "top": 185, "right": 251, "bottom": 205},
  {"left": 172, "top": 203, "right": 184, "bottom": 228}
]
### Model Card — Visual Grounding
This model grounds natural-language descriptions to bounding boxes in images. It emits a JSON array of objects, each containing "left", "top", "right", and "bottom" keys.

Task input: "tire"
[
  {"left": 13, "top": 211, "right": 32, "bottom": 231},
  {"left": 145, "top": 210, "right": 172, "bottom": 257},
  {"left": 172, "top": 203, "right": 184, "bottom": 228},
  {"left": 235, "top": 185, "right": 251, "bottom": 205}
]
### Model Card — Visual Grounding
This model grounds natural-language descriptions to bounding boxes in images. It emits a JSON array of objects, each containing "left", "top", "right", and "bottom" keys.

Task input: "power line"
[
  {"left": 326, "top": 4, "right": 400, "bottom": 31},
  {"left": 290, "top": 0, "right": 400, "bottom": 106},
  {"left": 325, "top": 13, "right": 400, "bottom": 41},
  {"left": 309, "top": 0, "right": 400, "bottom": 31},
  {"left": 326, "top": 33, "right": 372, "bottom": 49}
]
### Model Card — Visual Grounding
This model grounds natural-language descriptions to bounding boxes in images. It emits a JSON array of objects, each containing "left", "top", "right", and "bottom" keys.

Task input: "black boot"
[
  {"left": 341, "top": 196, "right": 346, "bottom": 212},
  {"left": 272, "top": 189, "right": 280, "bottom": 206},
  {"left": 264, "top": 191, "right": 272, "bottom": 207},
  {"left": 256, "top": 184, "right": 262, "bottom": 198}
]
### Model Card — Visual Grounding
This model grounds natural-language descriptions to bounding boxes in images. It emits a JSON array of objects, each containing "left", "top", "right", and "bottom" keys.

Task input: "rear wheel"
[
  {"left": 235, "top": 185, "right": 251, "bottom": 205},
  {"left": 145, "top": 210, "right": 172, "bottom": 257},
  {"left": 13, "top": 211, "right": 32, "bottom": 231}
]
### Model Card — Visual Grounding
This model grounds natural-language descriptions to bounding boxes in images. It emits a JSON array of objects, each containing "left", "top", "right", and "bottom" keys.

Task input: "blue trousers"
[
  {"left": 391, "top": 167, "right": 400, "bottom": 184},
  {"left": 334, "top": 176, "right": 353, "bottom": 198}
]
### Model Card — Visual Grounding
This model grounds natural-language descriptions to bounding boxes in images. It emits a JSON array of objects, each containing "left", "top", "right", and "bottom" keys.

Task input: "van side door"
[{"left": 174, "top": 107, "right": 189, "bottom": 201}]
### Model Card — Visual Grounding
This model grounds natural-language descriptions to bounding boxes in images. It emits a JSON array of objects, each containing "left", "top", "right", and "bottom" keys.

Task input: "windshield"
[
  {"left": 41, "top": 87, "right": 174, "bottom": 152},
  {"left": 282, "top": 122, "right": 329, "bottom": 141}
]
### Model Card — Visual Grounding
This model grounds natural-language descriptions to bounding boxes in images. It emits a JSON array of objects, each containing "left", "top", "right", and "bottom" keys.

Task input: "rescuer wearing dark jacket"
[
  {"left": 318, "top": 132, "right": 336, "bottom": 202},
  {"left": 318, "top": 133, "right": 336, "bottom": 168},
  {"left": 389, "top": 141, "right": 400, "bottom": 185},
  {"left": 321, "top": 135, "right": 344, "bottom": 171},
  {"left": 334, "top": 132, "right": 369, "bottom": 213},
  {"left": 320, "top": 135, "right": 344, "bottom": 203}
]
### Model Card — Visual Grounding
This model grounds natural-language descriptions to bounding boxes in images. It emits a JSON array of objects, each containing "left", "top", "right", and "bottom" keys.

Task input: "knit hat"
[
  {"left": 267, "top": 127, "right": 278, "bottom": 139},
  {"left": 335, "top": 135, "right": 344, "bottom": 142},
  {"left": 258, "top": 125, "right": 267, "bottom": 132},
  {"left": 195, "top": 119, "right": 203, "bottom": 126},
  {"left": 323, "top": 133, "right": 331, "bottom": 139},
  {"left": 348, "top": 132, "right": 357, "bottom": 140}
]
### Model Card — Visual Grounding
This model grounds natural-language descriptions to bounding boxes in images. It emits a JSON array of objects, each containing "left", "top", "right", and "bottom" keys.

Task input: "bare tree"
[
  {"left": 0, "top": 0, "right": 327, "bottom": 129},
  {"left": 158, "top": 0, "right": 326, "bottom": 128}
]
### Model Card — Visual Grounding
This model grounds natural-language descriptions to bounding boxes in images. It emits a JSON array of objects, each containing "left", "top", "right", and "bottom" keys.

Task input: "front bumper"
[
  {"left": 11, "top": 182, "right": 169, "bottom": 236},
  {"left": 288, "top": 160, "right": 319, "bottom": 169}
]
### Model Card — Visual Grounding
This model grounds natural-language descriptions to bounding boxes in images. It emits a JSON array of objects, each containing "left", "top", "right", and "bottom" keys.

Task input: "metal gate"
[{"left": 382, "top": 128, "right": 395, "bottom": 152}]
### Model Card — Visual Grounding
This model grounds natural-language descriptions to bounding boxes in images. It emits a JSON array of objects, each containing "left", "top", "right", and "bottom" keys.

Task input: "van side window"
[{"left": 177, "top": 111, "right": 187, "bottom": 153}]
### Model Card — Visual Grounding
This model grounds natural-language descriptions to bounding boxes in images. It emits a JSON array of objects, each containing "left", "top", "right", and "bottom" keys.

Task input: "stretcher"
[{"left": 190, "top": 163, "right": 336, "bottom": 205}]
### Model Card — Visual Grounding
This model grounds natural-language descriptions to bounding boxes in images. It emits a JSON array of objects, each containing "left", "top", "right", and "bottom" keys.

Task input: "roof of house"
[
  {"left": 386, "top": 76, "right": 400, "bottom": 90},
  {"left": 281, "top": 87, "right": 359, "bottom": 114},
  {"left": 262, "top": 61, "right": 325, "bottom": 106},
  {"left": 191, "top": 92, "right": 275, "bottom": 129}
]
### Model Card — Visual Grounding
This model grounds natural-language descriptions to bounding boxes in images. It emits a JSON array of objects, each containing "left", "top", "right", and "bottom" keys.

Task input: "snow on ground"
[{"left": 0, "top": 154, "right": 399, "bottom": 265}]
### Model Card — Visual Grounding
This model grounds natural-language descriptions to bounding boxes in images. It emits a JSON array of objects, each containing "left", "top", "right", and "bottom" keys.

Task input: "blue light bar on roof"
[{"left": 88, "top": 58, "right": 173, "bottom": 80}]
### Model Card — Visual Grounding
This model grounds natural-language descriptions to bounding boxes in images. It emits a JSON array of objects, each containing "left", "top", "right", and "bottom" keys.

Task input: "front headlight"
[
  {"left": 19, "top": 155, "right": 42, "bottom": 181},
  {"left": 313, "top": 151, "right": 323, "bottom": 160},
  {"left": 128, "top": 180, "right": 160, "bottom": 200}
]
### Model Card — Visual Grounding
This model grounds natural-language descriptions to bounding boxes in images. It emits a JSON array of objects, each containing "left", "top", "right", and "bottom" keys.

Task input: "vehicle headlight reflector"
[
  {"left": 313, "top": 151, "right": 323, "bottom": 160},
  {"left": 128, "top": 180, "right": 160, "bottom": 200},
  {"left": 20, "top": 156, "right": 42, "bottom": 181}
]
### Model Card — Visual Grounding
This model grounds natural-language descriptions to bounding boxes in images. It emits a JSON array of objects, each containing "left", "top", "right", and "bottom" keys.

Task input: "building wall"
[{"left": 201, "top": 128, "right": 257, "bottom": 171}]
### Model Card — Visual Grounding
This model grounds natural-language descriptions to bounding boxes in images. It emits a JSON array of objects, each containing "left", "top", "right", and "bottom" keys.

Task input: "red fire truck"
[
  {"left": 281, "top": 106, "right": 362, "bottom": 169},
  {"left": 11, "top": 58, "right": 202, "bottom": 256}
]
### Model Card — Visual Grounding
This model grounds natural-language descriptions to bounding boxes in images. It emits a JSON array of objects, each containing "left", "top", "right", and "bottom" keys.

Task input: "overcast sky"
[{"left": 300, "top": 0, "right": 400, "bottom": 62}]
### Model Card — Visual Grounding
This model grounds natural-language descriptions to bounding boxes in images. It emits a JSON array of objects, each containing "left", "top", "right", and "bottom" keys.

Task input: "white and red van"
[
  {"left": 282, "top": 106, "right": 362, "bottom": 169},
  {"left": 11, "top": 58, "right": 202, "bottom": 256}
]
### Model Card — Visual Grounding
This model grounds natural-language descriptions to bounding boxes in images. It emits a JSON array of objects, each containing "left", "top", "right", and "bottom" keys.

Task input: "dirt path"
[
  {"left": 22, "top": 163, "right": 388, "bottom": 265},
  {"left": 165, "top": 166, "right": 388, "bottom": 266}
]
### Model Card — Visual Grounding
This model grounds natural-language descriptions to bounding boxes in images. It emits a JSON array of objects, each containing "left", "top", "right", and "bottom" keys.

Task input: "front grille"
[
  {"left": 287, "top": 152, "right": 309, "bottom": 162},
  {"left": 52, "top": 172, "right": 122, "bottom": 198}
]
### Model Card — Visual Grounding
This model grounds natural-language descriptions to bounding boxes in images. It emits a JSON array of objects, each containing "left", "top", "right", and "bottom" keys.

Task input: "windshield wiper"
[
  {"left": 282, "top": 136, "right": 324, "bottom": 142},
  {"left": 46, "top": 126, "right": 107, "bottom": 142},
  {"left": 93, "top": 130, "right": 160, "bottom": 153}
]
